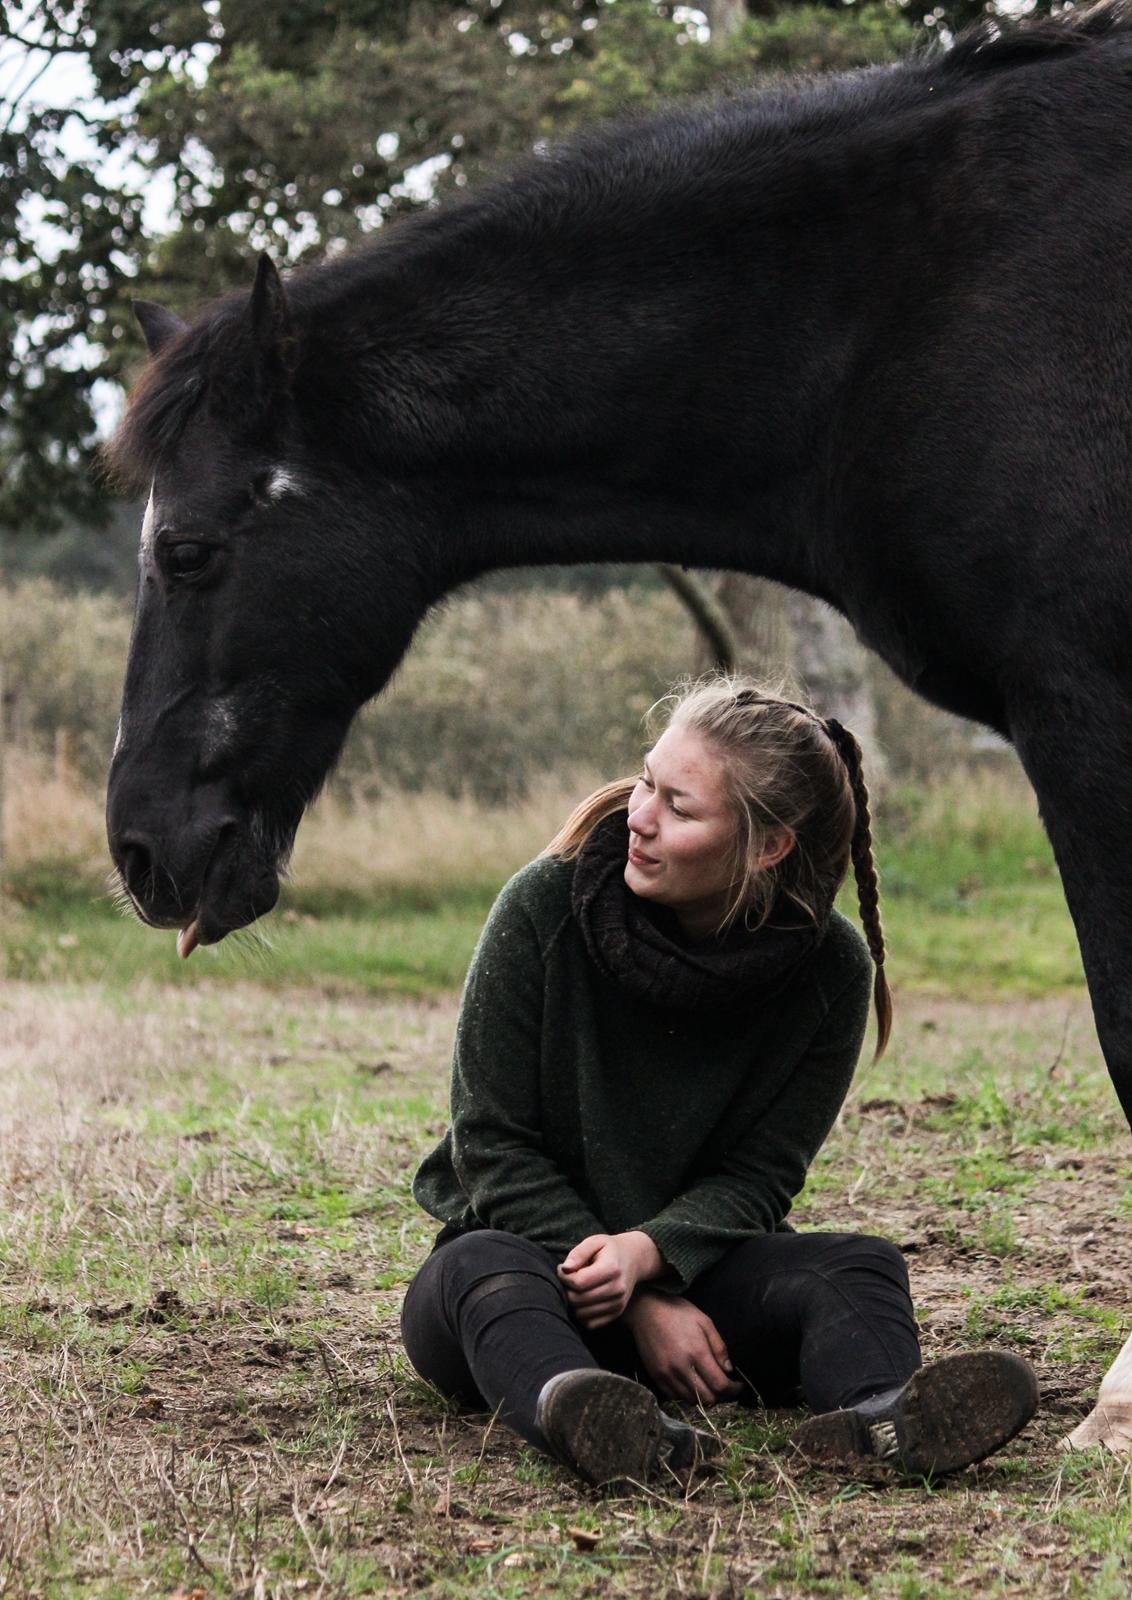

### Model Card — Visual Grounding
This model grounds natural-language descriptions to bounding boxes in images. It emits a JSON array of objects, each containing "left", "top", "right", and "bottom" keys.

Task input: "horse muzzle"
[{"left": 109, "top": 812, "right": 281, "bottom": 949}]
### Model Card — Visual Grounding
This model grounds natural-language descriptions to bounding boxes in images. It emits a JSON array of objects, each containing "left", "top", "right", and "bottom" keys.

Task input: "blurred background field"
[{"left": 0, "top": 571, "right": 1082, "bottom": 1003}]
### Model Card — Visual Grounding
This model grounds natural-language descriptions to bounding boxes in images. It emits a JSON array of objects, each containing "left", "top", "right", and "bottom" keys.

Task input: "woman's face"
[{"left": 624, "top": 725, "right": 741, "bottom": 936}]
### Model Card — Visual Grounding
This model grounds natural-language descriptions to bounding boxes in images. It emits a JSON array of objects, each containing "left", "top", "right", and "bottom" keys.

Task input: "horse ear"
[
  {"left": 133, "top": 300, "right": 186, "bottom": 356},
  {"left": 246, "top": 253, "right": 294, "bottom": 396},
  {"left": 249, "top": 253, "right": 291, "bottom": 348}
]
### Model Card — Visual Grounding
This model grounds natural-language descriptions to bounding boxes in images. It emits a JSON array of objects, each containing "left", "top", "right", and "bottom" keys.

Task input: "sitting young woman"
[{"left": 402, "top": 678, "right": 1037, "bottom": 1485}]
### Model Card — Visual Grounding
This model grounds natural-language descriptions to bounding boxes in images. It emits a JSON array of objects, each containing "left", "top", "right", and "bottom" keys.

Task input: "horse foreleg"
[
  {"left": 1064, "top": 1332, "right": 1132, "bottom": 1451},
  {"left": 1012, "top": 704, "right": 1132, "bottom": 1450}
]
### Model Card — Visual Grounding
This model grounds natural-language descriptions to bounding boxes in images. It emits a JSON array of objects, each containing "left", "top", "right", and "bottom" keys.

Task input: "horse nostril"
[{"left": 117, "top": 832, "right": 156, "bottom": 901}]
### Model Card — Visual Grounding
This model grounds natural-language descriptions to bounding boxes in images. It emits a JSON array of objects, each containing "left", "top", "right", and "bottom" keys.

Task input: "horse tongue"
[{"left": 177, "top": 920, "right": 200, "bottom": 961}]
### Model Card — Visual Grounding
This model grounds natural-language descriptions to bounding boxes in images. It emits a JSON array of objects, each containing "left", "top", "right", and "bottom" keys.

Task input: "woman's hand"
[
  {"left": 557, "top": 1231, "right": 663, "bottom": 1328},
  {"left": 624, "top": 1291, "right": 744, "bottom": 1405}
]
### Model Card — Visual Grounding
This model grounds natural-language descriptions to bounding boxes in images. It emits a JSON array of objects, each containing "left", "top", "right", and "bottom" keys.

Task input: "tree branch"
[{"left": 655, "top": 564, "right": 738, "bottom": 673}]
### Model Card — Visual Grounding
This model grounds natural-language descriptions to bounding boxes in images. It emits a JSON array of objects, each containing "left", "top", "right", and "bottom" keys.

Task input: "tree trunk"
[
  {"left": 786, "top": 591, "right": 886, "bottom": 775},
  {"left": 656, "top": 564, "right": 738, "bottom": 672},
  {"left": 704, "top": 0, "right": 747, "bottom": 40},
  {"left": 691, "top": 573, "right": 792, "bottom": 682}
]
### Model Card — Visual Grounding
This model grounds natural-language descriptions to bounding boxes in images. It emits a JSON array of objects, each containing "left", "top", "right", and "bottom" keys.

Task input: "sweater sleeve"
[
  {"left": 636, "top": 970, "right": 870, "bottom": 1290},
  {"left": 434, "top": 873, "right": 606, "bottom": 1251}
]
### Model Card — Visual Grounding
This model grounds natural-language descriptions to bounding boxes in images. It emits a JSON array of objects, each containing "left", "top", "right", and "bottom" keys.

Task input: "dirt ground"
[{"left": 1, "top": 981, "right": 1130, "bottom": 1598}]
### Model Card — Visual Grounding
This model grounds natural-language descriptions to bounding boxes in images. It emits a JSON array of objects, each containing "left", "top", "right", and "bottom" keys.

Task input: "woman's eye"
[{"left": 166, "top": 542, "right": 212, "bottom": 576}]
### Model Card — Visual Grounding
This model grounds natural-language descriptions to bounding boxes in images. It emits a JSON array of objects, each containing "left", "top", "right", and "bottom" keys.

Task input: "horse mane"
[
  {"left": 105, "top": 0, "right": 1132, "bottom": 494},
  {"left": 935, "top": 0, "right": 1132, "bottom": 78}
]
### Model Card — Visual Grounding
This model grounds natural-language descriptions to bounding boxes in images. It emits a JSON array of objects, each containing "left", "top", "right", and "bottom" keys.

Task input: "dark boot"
[
  {"left": 792, "top": 1350, "right": 1039, "bottom": 1477},
  {"left": 535, "top": 1369, "right": 723, "bottom": 1486}
]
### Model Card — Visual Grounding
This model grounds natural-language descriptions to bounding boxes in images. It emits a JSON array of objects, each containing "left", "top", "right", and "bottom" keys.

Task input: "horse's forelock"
[
  {"left": 104, "top": 332, "right": 211, "bottom": 493},
  {"left": 105, "top": 298, "right": 283, "bottom": 492}
]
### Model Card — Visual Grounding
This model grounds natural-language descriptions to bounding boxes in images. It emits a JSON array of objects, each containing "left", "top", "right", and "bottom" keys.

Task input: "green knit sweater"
[{"left": 412, "top": 854, "right": 872, "bottom": 1290}]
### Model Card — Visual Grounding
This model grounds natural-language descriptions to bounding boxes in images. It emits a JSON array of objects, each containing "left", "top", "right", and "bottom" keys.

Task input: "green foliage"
[{"left": 1, "top": 6, "right": 146, "bottom": 531}]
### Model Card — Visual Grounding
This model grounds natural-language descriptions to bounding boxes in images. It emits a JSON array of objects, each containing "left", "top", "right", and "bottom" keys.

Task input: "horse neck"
[{"left": 301, "top": 114, "right": 892, "bottom": 589}]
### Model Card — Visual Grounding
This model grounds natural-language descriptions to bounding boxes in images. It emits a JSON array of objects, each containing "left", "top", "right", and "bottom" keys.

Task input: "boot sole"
[
  {"left": 537, "top": 1371, "right": 664, "bottom": 1486},
  {"left": 794, "top": 1350, "right": 1039, "bottom": 1477}
]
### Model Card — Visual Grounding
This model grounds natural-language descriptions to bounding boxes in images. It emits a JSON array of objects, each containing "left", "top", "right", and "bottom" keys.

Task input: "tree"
[{"left": 1, "top": 3, "right": 147, "bottom": 531}]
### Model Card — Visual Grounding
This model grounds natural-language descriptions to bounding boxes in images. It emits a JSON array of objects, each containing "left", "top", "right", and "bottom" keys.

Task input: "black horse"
[{"left": 107, "top": 4, "right": 1132, "bottom": 1127}]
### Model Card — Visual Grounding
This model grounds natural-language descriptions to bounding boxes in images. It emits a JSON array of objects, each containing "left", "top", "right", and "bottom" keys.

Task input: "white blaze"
[
  {"left": 202, "top": 695, "right": 240, "bottom": 769},
  {"left": 140, "top": 485, "right": 156, "bottom": 560}
]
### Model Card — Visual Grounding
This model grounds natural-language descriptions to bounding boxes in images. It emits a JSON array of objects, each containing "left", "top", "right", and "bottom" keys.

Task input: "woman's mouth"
[{"left": 628, "top": 846, "right": 659, "bottom": 869}]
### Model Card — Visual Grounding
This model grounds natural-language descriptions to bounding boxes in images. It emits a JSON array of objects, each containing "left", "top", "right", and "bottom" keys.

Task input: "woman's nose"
[{"left": 628, "top": 802, "right": 656, "bottom": 837}]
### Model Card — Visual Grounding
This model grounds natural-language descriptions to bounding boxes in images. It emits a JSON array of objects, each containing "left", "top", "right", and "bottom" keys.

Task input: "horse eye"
[{"left": 167, "top": 542, "right": 212, "bottom": 576}]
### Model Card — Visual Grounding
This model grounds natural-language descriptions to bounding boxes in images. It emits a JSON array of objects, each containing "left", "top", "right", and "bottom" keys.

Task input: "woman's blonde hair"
[{"left": 545, "top": 674, "right": 892, "bottom": 1057}]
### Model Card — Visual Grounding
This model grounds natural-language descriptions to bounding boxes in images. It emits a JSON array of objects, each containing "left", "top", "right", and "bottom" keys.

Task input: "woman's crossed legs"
[{"left": 400, "top": 1227, "right": 922, "bottom": 1450}]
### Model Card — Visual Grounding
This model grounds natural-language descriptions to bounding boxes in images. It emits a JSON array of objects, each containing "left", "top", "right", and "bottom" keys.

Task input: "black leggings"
[{"left": 401, "top": 1229, "right": 921, "bottom": 1449}]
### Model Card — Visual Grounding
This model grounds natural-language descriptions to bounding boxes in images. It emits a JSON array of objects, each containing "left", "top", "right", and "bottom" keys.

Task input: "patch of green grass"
[
  {"left": 870, "top": 881, "right": 1082, "bottom": 995},
  {"left": 2, "top": 870, "right": 497, "bottom": 995},
  {"left": 962, "top": 1282, "right": 1126, "bottom": 1361},
  {"left": 115, "top": 1357, "right": 154, "bottom": 1396}
]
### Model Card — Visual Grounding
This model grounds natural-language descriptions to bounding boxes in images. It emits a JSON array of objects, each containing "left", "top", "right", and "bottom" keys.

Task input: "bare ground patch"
[{"left": 1, "top": 981, "right": 1130, "bottom": 1598}]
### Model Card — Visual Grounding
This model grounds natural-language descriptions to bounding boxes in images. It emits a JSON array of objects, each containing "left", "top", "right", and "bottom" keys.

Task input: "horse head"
[{"left": 105, "top": 256, "right": 432, "bottom": 952}]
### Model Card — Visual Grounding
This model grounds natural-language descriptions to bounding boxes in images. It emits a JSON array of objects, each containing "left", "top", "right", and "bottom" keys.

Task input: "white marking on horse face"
[
  {"left": 202, "top": 694, "right": 241, "bottom": 769},
  {"left": 112, "top": 716, "right": 125, "bottom": 759},
  {"left": 139, "top": 485, "right": 156, "bottom": 560},
  {"left": 264, "top": 466, "right": 303, "bottom": 501}
]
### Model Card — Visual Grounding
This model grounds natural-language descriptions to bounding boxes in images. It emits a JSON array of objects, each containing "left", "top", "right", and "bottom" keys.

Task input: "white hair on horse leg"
[
  {"left": 1065, "top": 1331, "right": 1132, "bottom": 1451},
  {"left": 265, "top": 467, "right": 303, "bottom": 500}
]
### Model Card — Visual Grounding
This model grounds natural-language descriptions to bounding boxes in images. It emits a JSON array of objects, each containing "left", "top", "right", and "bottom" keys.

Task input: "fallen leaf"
[{"left": 467, "top": 1537, "right": 495, "bottom": 1554}]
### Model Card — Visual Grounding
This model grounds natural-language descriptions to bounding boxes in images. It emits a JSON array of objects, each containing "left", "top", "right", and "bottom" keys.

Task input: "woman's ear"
[{"left": 757, "top": 829, "right": 796, "bottom": 870}]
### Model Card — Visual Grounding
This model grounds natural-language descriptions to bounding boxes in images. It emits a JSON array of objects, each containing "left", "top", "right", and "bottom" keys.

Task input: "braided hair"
[{"left": 823, "top": 718, "right": 892, "bottom": 1057}]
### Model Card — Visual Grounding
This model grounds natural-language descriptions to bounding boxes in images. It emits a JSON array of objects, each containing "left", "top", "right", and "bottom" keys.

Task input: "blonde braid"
[{"left": 825, "top": 719, "right": 893, "bottom": 1058}]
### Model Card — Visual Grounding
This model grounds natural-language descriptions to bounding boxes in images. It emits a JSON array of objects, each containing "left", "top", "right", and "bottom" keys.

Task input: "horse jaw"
[{"left": 1063, "top": 1334, "right": 1132, "bottom": 1451}]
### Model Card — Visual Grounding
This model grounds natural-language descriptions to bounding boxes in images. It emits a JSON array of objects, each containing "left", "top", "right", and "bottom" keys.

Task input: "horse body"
[{"left": 108, "top": 8, "right": 1132, "bottom": 1126}]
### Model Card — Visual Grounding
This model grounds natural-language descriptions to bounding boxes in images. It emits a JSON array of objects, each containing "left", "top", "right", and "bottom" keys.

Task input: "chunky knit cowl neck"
[{"left": 570, "top": 810, "right": 826, "bottom": 1013}]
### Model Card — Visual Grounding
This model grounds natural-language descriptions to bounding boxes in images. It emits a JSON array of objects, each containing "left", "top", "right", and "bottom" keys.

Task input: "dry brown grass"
[
  {"left": 290, "top": 777, "right": 598, "bottom": 895},
  {"left": 2, "top": 746, "right": 110, "bottom": 881},
  {"left": 1, "top": 746, "right": 590, "bottom": 902}
]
